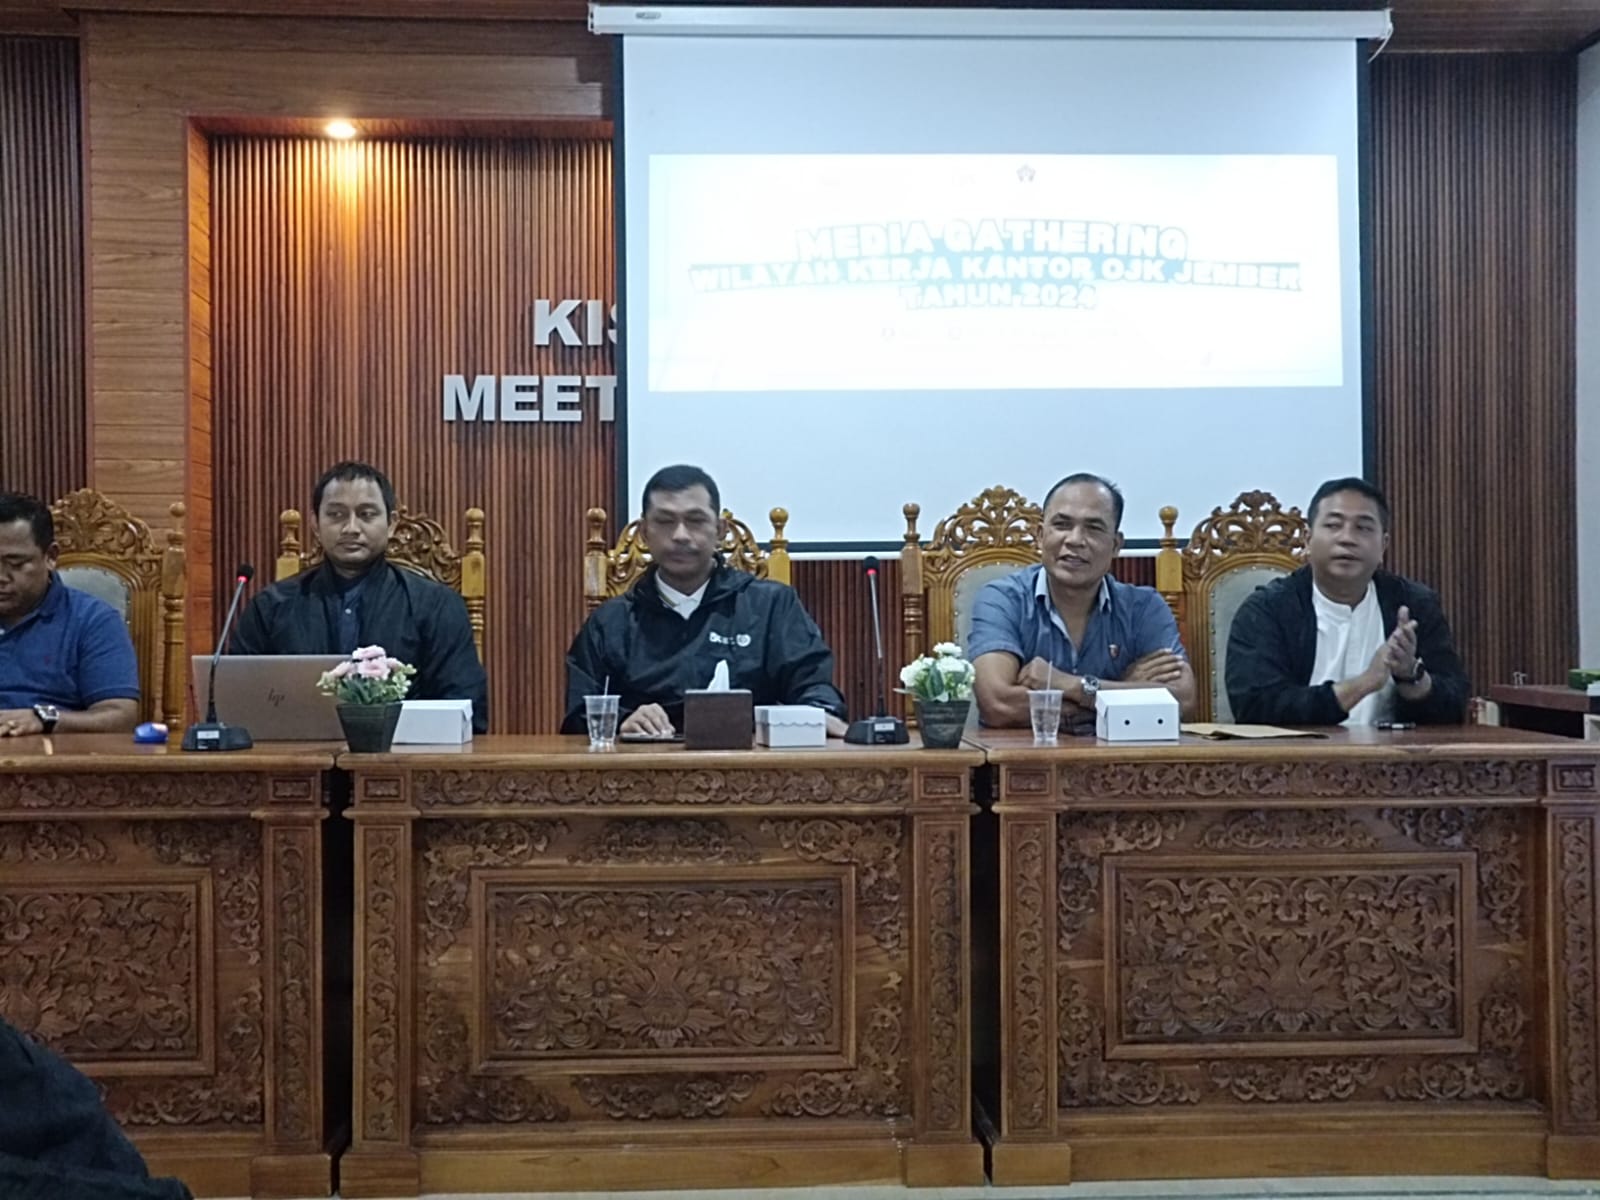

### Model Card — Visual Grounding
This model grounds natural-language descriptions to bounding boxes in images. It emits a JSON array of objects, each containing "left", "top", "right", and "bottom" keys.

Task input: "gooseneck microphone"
[
  {"left": 844, "top": 555, "right": 910, "bottom": 745},
  {"left": 181, "top": 564, "right": 256, "bottom": 752}
]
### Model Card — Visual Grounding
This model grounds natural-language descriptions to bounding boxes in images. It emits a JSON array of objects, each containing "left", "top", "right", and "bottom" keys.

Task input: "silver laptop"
[{"left": 192, "top": 654, "right": 347, "bottom": 741}]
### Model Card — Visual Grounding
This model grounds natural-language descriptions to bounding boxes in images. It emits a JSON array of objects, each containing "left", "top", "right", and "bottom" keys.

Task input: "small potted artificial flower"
[
  {"left": 317, "top": 645, "right": 417, "bottom": 753},
  {"left": 897, "top": 641, "right": 976, "bottom": 749}
]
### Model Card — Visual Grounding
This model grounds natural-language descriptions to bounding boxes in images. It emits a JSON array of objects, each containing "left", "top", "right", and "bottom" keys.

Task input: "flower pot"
[
  {"left": 915, "top": 699, "right": 970, "bottom": 749},
  {"left": 337, "top": 701, "right": 403, "bottom": 753}
]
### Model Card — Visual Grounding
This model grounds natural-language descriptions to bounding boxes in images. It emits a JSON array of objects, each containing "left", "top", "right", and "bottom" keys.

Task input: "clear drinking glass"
[
  {"left": 1028, "top": 688, "right": 1063, "bottom": 746},
  {"left": 585, "top": 694, "right": 620, "bottom": 750}
]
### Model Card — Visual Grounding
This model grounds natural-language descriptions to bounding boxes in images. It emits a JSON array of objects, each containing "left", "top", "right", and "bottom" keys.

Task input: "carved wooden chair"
[
  {"left": 49, "top": 489, "right": 187, "bottom": 728},
  {"left": 1155, "top": 489, "right": 1308, "bottom": 722},
  {"left": 583, "top": 506, "right": 791, "bottom": 613},
  {"left": 900, "top": 485, "right": 1043, "bottom": 667},
  {"left": 276, "top": 505, "right": 486, "bottom": 662}
]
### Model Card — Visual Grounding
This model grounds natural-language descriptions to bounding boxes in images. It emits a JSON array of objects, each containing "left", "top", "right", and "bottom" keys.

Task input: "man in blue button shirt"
[
  {"left": 0, "top": 492, "right": 140, "bottom": 736},
  {"left": 969, "top": 473, "right": 1197, "bottom": 728}
]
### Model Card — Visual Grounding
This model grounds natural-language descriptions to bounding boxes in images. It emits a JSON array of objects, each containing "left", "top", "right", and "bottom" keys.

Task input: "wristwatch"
[
  {"left": 32, "top": 703, "right": 59, "bottom": 734},
  {"left": 1080, "top": 675, "right": 1101, "bottom": 704},
  {"left": 1393, "top": 658, "right": 1426, "bottom": 686}
]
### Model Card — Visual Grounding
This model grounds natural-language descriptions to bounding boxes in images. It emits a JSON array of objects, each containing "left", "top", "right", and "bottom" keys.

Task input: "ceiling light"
[{"left": 325, "top": 120, "right": 357, "bottom": 140}]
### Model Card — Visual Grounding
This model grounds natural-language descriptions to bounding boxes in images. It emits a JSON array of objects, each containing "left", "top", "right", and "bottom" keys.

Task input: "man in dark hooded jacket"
[
  {"left": 231, "top": 461, "right": 488, "bottom": 732},
  {"left": 562, "top": 465, "right": 847, "bottom": 736}
]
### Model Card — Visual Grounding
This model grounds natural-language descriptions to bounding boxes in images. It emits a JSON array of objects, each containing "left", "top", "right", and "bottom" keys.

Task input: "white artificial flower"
[
  {"left": 933, "top": 641, "right": 962, "bottom": 658},
  {"left": 900, "top": 661, "right": 926, "bottom": 689}
]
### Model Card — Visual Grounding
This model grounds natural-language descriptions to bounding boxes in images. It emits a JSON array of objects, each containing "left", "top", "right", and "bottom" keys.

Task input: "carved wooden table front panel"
[
  {"left": 0, "top": 738, "right": 336, "bottom": 1199},
  {"left": 982, "top": 727, "right": 1600, "bottom": 1185},
  {"left": 342, "top": 737, "right": 982, "bottom": 1196}
]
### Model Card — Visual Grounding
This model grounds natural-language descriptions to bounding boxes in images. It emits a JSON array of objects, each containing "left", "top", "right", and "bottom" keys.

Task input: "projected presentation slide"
[{"left": 647, "top": 153, "right": 1343, "bottom": 392}]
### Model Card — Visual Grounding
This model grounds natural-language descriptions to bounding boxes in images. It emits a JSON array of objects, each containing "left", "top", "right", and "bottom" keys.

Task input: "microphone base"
[
  {"left": 843, "top": 715, "right": 910, "bottom": 745},
  {"left": 180, "top": 722, "right": 254, "bottom": 752}
]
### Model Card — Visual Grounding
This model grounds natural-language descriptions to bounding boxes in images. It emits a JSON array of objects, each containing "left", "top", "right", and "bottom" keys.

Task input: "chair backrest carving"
[
  {"left": 1156, "top": 489, "right": 1308, "bottom": 722},
  {"left": 51, "top": 489, "right": 186, "bottom": 728}
]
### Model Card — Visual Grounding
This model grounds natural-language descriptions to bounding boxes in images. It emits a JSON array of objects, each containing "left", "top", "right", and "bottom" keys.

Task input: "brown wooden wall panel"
[
  {"left": 0, "top": 36, "right": 85, "bottom": 502},
  {"left": 81, "top": 11, "right": 610, "bottom": 611},
  {"left": 1370, "top": 54, "right": 1577, "bottom": 694},
  {"left": 212, "top": 136, "right": 614, "bottom": 732}
]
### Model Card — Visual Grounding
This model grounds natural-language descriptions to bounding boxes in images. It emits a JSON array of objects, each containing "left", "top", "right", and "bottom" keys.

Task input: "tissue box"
[
  {"left": 755, "top": 705, "right": 826, "bottom": 748},
  {"left": 1096, "top": 688, "right": 1180, "bottom": 742},
  {"left": 393, "top": 699, "right": 474, "bottom": 745},
  {"left": 684, "top": 689, "right": 754, "bottom": 750}
]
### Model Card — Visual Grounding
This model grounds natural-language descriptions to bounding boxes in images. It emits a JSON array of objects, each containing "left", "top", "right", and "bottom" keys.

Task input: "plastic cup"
[
  {"left": 1028, "top": 688, "right": 1063, "bottom": 746},
  {"left": 585, "top": 694, "right": 620, "bottom": 750}
]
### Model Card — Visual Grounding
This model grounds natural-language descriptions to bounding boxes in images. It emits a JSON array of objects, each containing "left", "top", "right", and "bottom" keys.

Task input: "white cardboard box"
[
  {"left": 1096, "top": 688, "right": 1180, "bottom": 742},
  {"left": 755, "top": 705, "right": 827, "bottom": 748},
  {"left": 393, "top": 699, "right": 474, "bottom": 745}
]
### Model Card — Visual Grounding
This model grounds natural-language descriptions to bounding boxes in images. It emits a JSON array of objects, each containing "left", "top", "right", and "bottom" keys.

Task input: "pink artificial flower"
[
  {"left": 352, "top": 645, "right": 387, "bottom": 662},
  {"left": 330, "top": 660, "right": 356, "bottom": 679},
  {"left": 356, "top": 658, "right": 389, "bottom": 679},
  {"left": 384, "top": 658, "right": 405, "bottom": 672}
]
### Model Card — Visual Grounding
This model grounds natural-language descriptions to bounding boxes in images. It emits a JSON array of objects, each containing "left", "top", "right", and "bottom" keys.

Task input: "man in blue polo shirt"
[
  {"left": 0, "top": 492, "right": 140, "bottom": 736},
  {"left": 969, "top": 473, "right": 1197, "bottom": 728}
]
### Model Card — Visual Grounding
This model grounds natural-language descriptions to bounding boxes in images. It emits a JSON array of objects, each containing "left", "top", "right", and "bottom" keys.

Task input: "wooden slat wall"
[
  {"left": 1370, "top": 54, "right": 1577, "bottom": 693},
  {"left": 212, "top": 137, "right": 613, "bottom": 731},
  {"left": 0, "top": 36, "right": 85, "bottom": 501}
]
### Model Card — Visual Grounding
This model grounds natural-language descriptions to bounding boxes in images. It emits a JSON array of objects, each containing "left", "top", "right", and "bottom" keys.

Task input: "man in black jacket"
[
  {"left": 231, "top": 461, "right": 488, "bottom": 732},
  {"left": 1226, "top": 477, "right": 1469, "bottom": 726},
  {"left": 562, "top": 465, "right": 847, "bottom": 736}
]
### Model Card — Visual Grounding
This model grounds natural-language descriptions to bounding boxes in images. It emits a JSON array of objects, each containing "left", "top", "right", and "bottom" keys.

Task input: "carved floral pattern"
[
  {"left": 484, "top": 881, "right": 842, "bottom": 1056},
  {"left": 575, "top": 1073, "right": 761, "bottom": 1120},
  {"left": 1180, "top": 490, "right": 1308, "bottom": 578},
  {"left": 0, "top": 822, "right": 112, "bottom": 864},
  {"left": 1206, "top": 1057, "right": 1377, "bottom": 1102},
  {"left": 0, "top": 887, "right": 199, "bottom": 1058},
  {"left": 763, "top": 817, "right": 904, "bottom": 952},
  {"left": 0, "top": 774, "right": 264, "bottom": 812},
  {"left": 1382, "top": 806, "right": 1526, "bottom": 940},
  {"left": 271, "top": 832, "right": 315, "bottom": 1143},
  {"left": 107, "top": 982, "right": 264, "bottom": 1126},
  {"left": 1199, "top": 809, "right": 1377, "bottom": 852},
  {"left": 360, "top": 828, "right": 403, "bottom": 1141},
  {"left": 1058, "top": 812, "right": 1185, "bottom": 954},
  {"left": 1059, "top": 976, "right": 1199, "bottom": 1108},
  {"left": 570, "top": 818, "right": 760, "bottom": 866},
  {"left": 417, "top": 819, "right": 567, "bottom": 960},
  {"left": 413, "top": 768, "right": 910, "bottom": 810},
  {"left": 1556, "top": 816, "right": 1599, "bottom": 1123},
  {"left": 133, "top": 821, "right": 262, "bottom": 962},
  {"left": 764, "top": 979, "right": 906, "bottom": 1118},
  {"left": 923, "top": 824, "right": 965, "bottom": 1133},
  {"left": 1008, "top": 819, "right": 1051, "bottom": 1133},
  {"left": 1058, "top": 760, "right": 1543, "bottom": 803},
  {"left": 1114, "top": 867, "right": 1463, "bottom": 1041},
  {"left": 918, "top": 485, "right": 1041, "bottom": 571},
  {"left": 417, "top": 992, "right": 568, "bottom": 1126}
]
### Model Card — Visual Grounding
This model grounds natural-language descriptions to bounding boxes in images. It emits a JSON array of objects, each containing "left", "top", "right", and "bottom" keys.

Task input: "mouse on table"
[{"left": 133, "top": 722, "right": 169, "bottom": 744}]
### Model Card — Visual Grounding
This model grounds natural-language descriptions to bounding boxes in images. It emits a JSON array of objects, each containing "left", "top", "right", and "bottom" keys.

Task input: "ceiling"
[{"left": 1, "top": 0, "right": 1596, "bottom": 51}]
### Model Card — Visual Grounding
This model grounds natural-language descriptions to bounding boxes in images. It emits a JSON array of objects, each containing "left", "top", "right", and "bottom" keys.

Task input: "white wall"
[{"left": 1580, "top": 44, "right": 1600, "bottom": 663}]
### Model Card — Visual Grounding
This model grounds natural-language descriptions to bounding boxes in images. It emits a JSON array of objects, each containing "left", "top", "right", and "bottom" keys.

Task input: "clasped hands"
[{"left": 1363, "top": 605, "right": 1422, "bottom": 688}]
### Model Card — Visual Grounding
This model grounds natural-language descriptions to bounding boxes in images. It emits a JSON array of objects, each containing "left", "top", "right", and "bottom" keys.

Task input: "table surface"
[
  {"left": 337, "top": 734, "right": 985, "bottom": 768},
  {"left": 969, "top": 722, "right": 1597, "bottom": 761},
  {"left": 0, "top": 733, "right": 339, "bottom": 770},
  {"left": 1489, "top": 683, "right": 1599, "bottom": 712}
]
